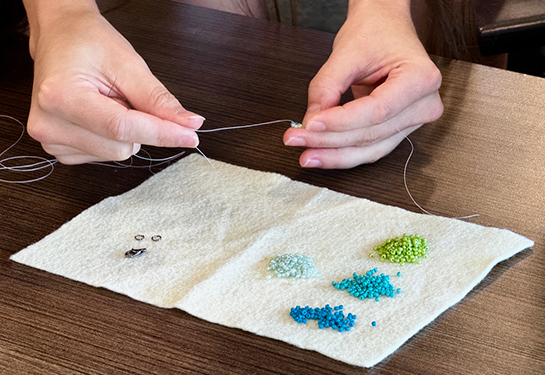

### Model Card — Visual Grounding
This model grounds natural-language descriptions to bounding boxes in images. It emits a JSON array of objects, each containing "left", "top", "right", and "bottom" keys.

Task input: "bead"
[
  {"left": 371, "top": 321, "right": 377, "bottom": 327},
  {"left": 397, "top": 272, "right": 402, "bottom": 277},
  {"left": 290, "top": 121, "right": 303, "bottom": 128},
  {"left": 289, "top": 305, "right": 356, "bottom": 332},
  {"left": 331, "top": 268, "right": 397, "bottom": 302},
  {"left": 267, "top": 253, "right": 319, "bottom": 279},
  {"left": 372, "top": 234, "right": 428, "bottom": 264},
  {"left": 396, "top": 288, "right": 402, "bottom": 294}
]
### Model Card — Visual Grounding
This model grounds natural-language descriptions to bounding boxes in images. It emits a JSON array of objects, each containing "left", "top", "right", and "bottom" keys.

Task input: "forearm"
[
  {"left": 347, "top": 0, "right": 413, "bottom": 19},
  {"left": 22, "top": 0, "right": 100, "bottom": 58}
]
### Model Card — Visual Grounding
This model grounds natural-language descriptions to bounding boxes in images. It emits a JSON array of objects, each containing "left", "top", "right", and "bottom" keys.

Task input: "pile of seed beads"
[
  {"left": 372, "top": 233, "right": 428, "bottom": 265},
  {"left": 267, "top": 253, "right": 318, "bottom": 279},
  {"left": 290, "top": 304, "right": 356, "bottom": 332},
  {"left": 332, "top": 268, "right": 398, "bottom": 301}
]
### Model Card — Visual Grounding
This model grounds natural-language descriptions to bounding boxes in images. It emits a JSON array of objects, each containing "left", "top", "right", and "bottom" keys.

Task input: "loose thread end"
[
  {"left": 195, "top": 146, "right": 215, "bottom": 170},
  {"left": 391, "top": 122, "right": 479, "bottom": 221}
]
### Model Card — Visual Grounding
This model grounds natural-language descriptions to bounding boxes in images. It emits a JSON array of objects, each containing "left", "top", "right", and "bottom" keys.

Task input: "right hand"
[
  {"left": 26, "top": 4, "right": 204, "bottom": 164},
  {"left": 283, "top": 0, "right": 443, "bottom": 169}
]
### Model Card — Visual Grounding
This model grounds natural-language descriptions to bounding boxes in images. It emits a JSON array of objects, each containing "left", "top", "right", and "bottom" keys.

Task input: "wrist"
[
  {"left": 347, "top": 0, "right": 412, "bottom": 20},
  {"left": 22, "top": 0, "right": 100, "bottom": 58}
]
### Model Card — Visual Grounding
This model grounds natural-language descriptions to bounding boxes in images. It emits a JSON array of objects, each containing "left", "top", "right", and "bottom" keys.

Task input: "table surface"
[{"left": 1, "top": 1, "right": 544, "bottom": 374}]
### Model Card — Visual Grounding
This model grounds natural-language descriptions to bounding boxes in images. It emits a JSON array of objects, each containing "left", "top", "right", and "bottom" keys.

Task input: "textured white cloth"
[{"left": 11, "top": 154, "right": 533, "bottom": 367}]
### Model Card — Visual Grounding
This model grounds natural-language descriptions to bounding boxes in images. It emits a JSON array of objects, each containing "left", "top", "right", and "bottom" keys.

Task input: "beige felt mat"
[{"left": 11, "top": 154, "right": 533, "bottom": 367}]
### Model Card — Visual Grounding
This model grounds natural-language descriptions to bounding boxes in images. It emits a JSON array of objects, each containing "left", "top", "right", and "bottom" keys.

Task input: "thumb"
[{"left": 114, "top": 63, "right": 205, "bottom": 129}]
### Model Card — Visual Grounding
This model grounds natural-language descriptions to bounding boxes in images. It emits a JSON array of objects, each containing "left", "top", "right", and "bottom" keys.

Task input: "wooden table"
[{"left": 1, "top": 1, "right": 544, "bottom": 373}]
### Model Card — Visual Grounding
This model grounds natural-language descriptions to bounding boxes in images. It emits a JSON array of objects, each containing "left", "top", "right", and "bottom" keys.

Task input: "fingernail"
[
  {"left": 177, "top": 110, "right": 205, "bottom": 123},
  {"left": 303, "top": 158, "right": 322, "bottom": 168},
  {"left": 187, "top": 114, "right": 206, "bottom": 121},
  {"left": 181, "top": 134, "right": 199, "bottom": 148},
  {"left": 306, "top": 121, "right": 325, "bottom": 132},
  {"left": 132, "top": 143, "right": 141, "bottom": 155},
  {"left": 285, "top": 137, "right": 306, "bottom": 146}
]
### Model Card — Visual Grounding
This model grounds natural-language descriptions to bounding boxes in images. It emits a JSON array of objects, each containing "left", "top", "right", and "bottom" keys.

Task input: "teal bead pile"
[
  {"left": 373, "top": 234, "right": 428, "bottom": 265},
  {"left": 331, "top": 268, "right": 399, "bottom": 301},
  {"left": 290, "top": 304, "right": 356, "bottom": 332},
  {"left": 267, "top": 253, "right": 318, "bottom": 279}
]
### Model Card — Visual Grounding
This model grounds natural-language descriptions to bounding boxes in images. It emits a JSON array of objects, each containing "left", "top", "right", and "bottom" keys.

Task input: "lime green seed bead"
[{"left": 371, "top": 234, "right": 428, "bottom": 265}]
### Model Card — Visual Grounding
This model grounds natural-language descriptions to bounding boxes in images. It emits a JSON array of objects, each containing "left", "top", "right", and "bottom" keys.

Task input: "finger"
[
  {"left": 29, "top": 113, "right": 143, "bottom": 162},
  {"left": 297, "top": 127, "right": 418, "bottom": 169},
  {"left": 114, "top": 62, "right": 205, "bottom": 129},
  {"left": 285, "top": 92, "right": 442, "bottom": 149},
  {"left": 40, "top": 86, "right": 201, "bottom": 149},
  {"left": 303, "top": 57, "right": 357, "bottom": 124},
  {"left": 305, "top": 60, "right": 442, "bottom": 133},
  {"left": 42, "top": 142, "right": 141, "bottom": 164}
]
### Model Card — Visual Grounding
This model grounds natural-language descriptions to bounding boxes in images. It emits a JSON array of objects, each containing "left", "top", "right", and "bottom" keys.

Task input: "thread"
[
  {"left": 0, "top": 115, "right": 57, "bottom": 184},
  {"left": 387, "top": 121, "right": 478, "bottom": 220},
  {"left": 0, "top": 114, "right": 478, "bottom": 219},
  {"left": 196, "top": 119, "right": 297, "bottom": 133},
  {"left": 195, "top": 118, "right": 477, "bottom": 220},
  {"left": 0, "top": 115, "right": 188, "bottom": 182},
  {"left": 194, "top": 119, "right": 300, "bottom": 169}
]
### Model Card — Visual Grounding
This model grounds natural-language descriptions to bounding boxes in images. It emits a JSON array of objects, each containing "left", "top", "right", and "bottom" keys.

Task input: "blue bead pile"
[
  {"left": 290, "top": 304, "right": 356, "bottom": 332},
  {"left": 331, "top": 268, "right": 399, "bottom": 301}
]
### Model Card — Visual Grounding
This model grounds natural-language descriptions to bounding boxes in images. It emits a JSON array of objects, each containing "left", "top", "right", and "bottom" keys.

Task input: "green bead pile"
[
  {"left": 372, "top": 234, "right": 428, "bottom": 265},
  {"left": 267, "top": 253, "right": 318, "bottom": 279}
]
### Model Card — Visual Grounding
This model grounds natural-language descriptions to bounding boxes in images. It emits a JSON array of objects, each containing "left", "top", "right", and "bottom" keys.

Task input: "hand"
[
  {"left": 283, "top": 0, "right": 443, "bottom": 169},
  {"left": 23, "top": 0, "right": 204, "bottom": 164}
]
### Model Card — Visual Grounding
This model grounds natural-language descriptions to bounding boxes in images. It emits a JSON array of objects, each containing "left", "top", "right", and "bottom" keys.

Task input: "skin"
[
  {"left": 283, "top": 0, "right": 444, "bottom": 168},
  {"left": 22, "top": 0, "right": 443, "bottom": 168},
  {"left": 23, "top": 0, "right": 204, "bottom": 165}
]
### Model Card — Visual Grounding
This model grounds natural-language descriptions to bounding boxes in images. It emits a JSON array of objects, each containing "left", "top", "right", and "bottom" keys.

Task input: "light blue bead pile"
[
  {"left": 267, "top": 253, "right": 318, "bottom": 279},
  {"left": 331, "top": 268, "right": 399, "bottom": 301},
  {"left": 290, "top": 304, "right": 356, "bottom": 332}
]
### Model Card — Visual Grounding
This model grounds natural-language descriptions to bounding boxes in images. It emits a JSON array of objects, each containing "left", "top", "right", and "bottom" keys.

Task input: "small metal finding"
[
  {"left": 134, "top": 234, "right": 145, "bottom": 241},
  {"left": 125, "top": 248, "right": 147, "bottom": 258},
  {"left": 151, "top": 235, "right": 162, "bottom": 242}
]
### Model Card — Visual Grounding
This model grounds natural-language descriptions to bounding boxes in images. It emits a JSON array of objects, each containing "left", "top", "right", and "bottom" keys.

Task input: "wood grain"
[{"left": 1, "top": 1, "right": 544, "bottom": 374}]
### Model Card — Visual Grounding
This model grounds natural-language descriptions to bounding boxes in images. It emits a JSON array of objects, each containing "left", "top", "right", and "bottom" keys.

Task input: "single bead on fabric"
[
  {"left": 289, "top": 305, "right": 357, "bottom": 332},
  {"left": 372, "top": 234, "right": 428, "bottom": 265},
  {"left": 267, "top": 253, "right": 319, "bottom": 279},
  {"left": 331, "top": 268, "right": 397, "bottom": 301},
  {"left": 372, "top": 321, "right": 377, "bottom": 327}
]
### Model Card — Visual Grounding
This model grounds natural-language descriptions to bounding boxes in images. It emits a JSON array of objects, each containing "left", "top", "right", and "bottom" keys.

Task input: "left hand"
[{"left": 283, "top": 0, "right": 444, "bottom": 169}]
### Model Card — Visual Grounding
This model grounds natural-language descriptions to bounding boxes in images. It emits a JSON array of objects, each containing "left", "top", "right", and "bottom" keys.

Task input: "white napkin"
[{"left": 11, "top": 154, "right": 533, "bottom": 367}]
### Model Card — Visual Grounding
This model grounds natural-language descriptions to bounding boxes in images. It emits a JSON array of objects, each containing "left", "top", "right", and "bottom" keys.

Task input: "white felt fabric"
[{"left": 11, "top": 154, "right": 533, "bottom": 368}]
